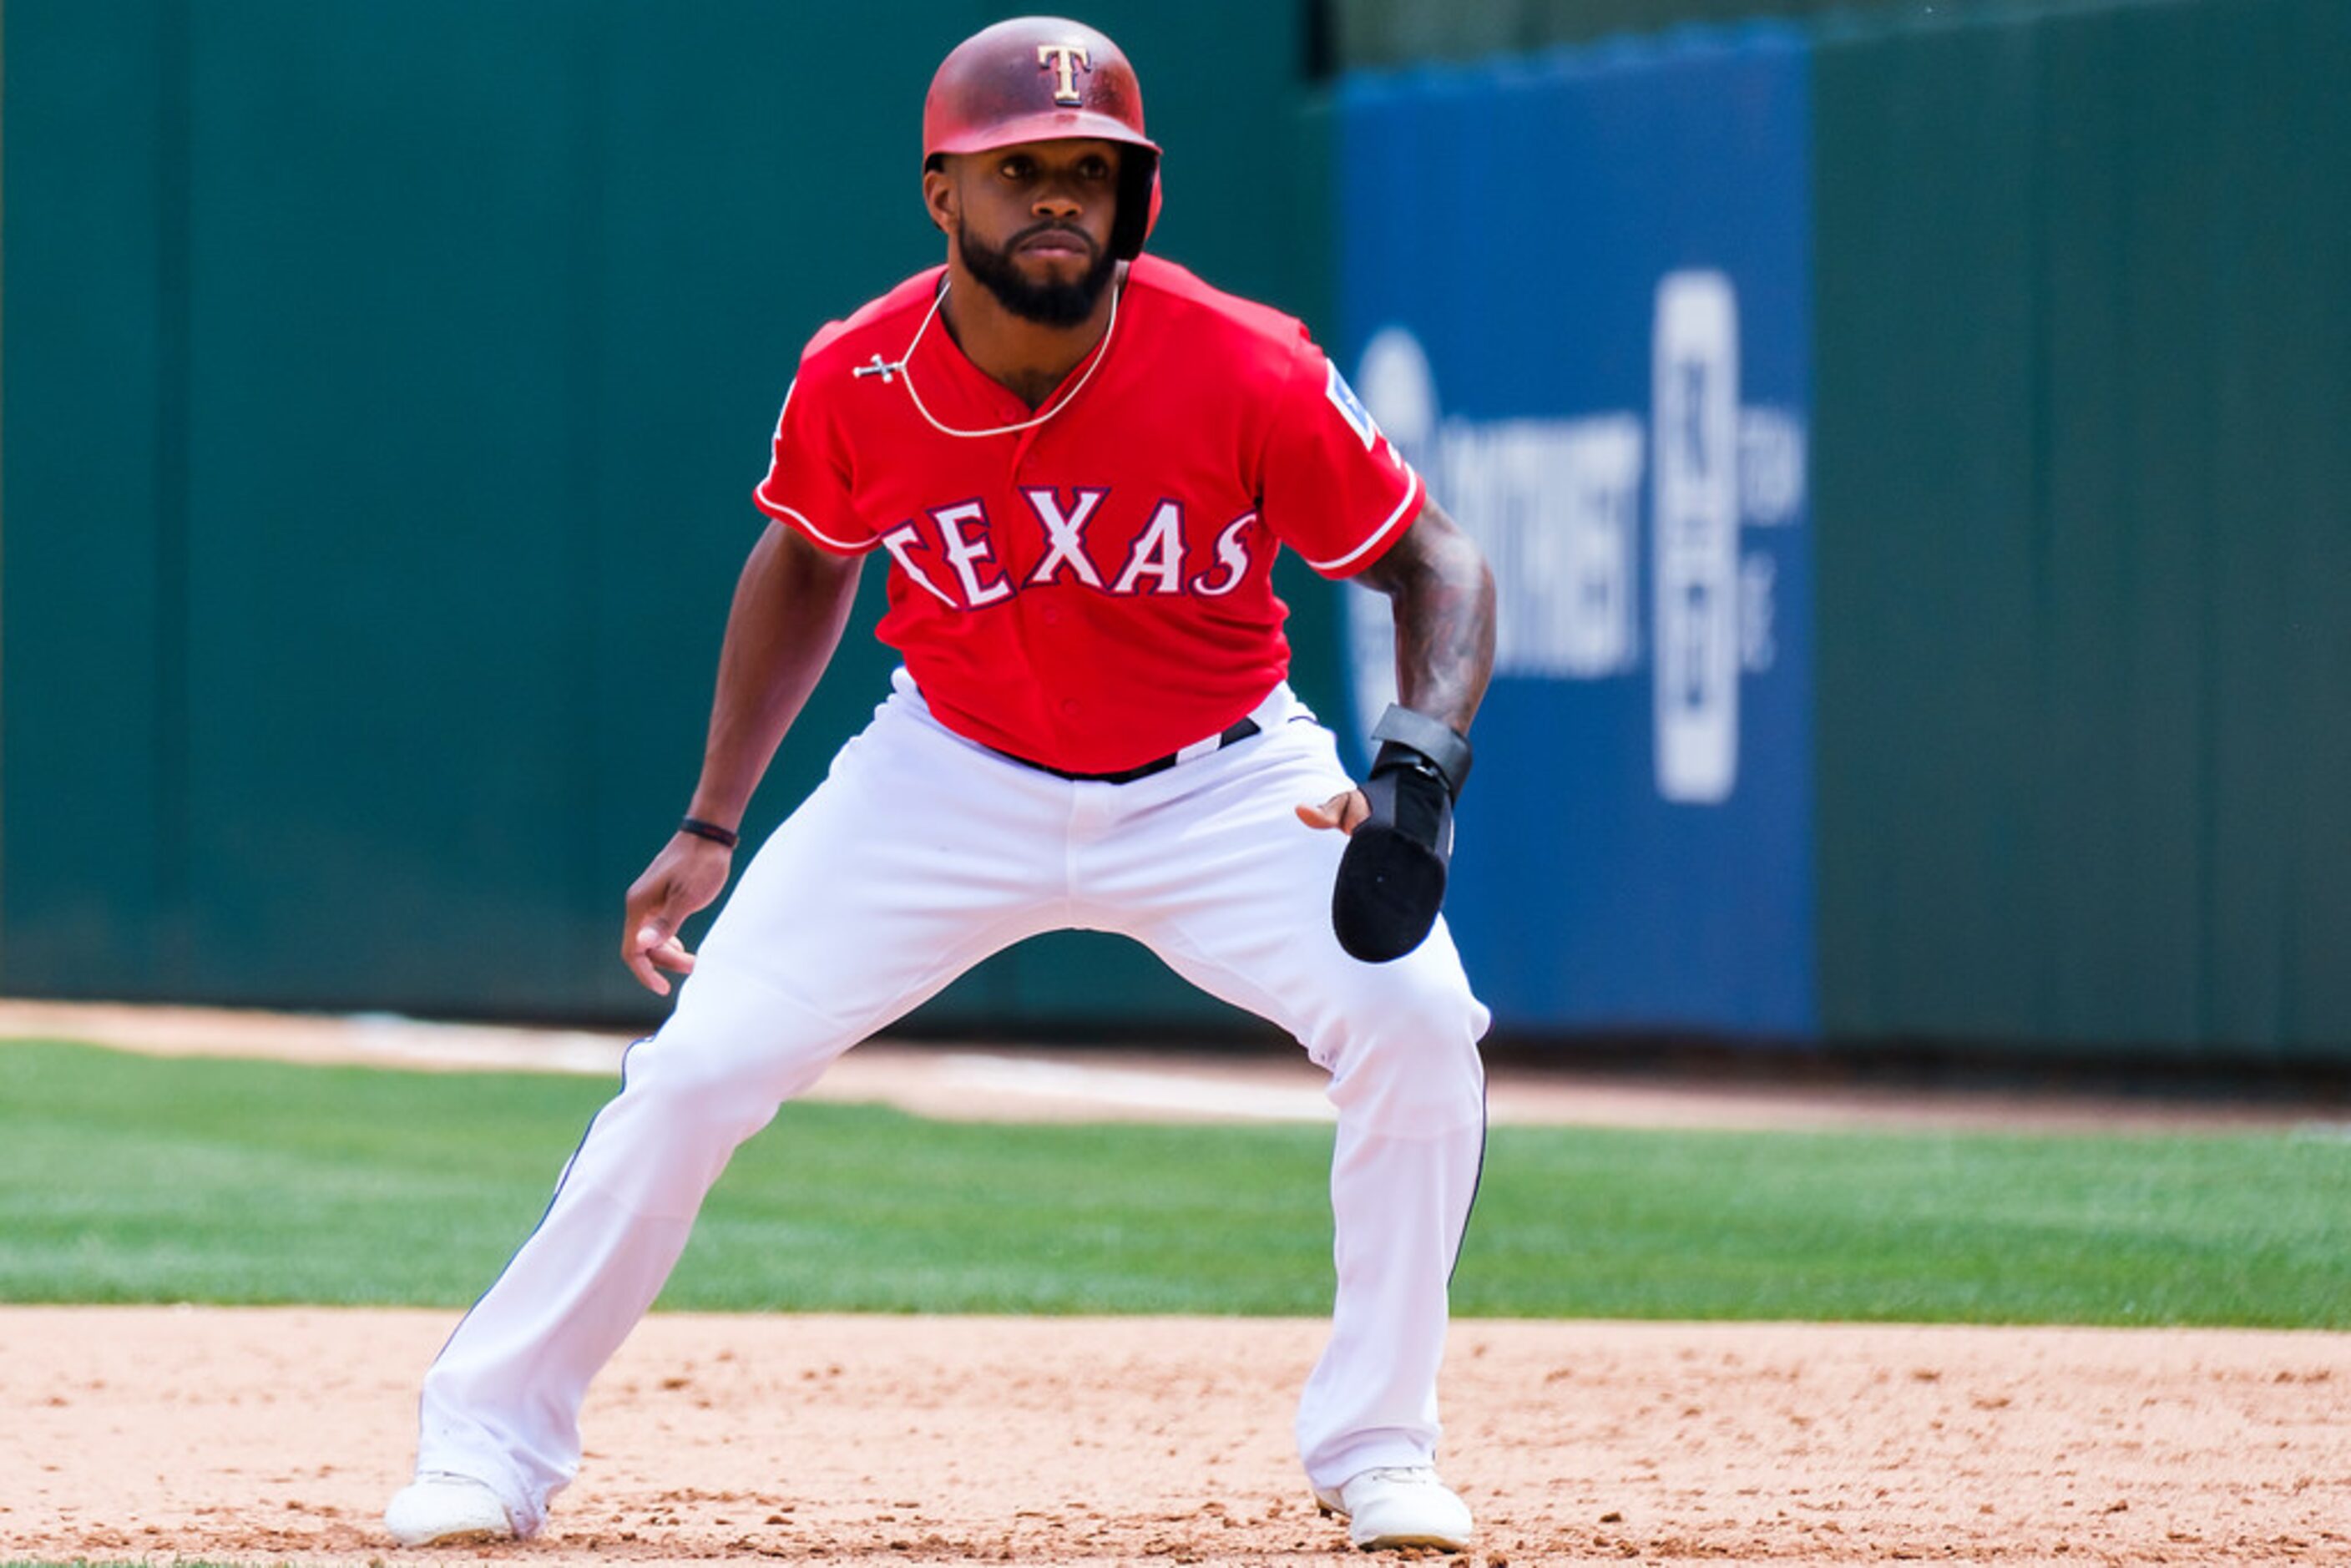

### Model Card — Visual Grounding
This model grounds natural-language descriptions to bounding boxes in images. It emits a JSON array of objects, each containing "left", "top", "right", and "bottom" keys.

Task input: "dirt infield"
[{"left": 3, "top": 1308, "right": 2347, "bottom": 1565}]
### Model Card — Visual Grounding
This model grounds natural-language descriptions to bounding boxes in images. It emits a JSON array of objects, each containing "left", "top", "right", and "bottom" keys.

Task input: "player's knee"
[
  {"left": 621, "top": 989, "right": 841, "bottom": 1140},
  {"left": 622, "top": 969, "right": 850, "bottom": 1132},
  {"left": 1322, "top": 969, "right": 1489, "bottom": 1134},
  {"left": 619, "top": 1036, "right": 780, "bottom": 1145}
]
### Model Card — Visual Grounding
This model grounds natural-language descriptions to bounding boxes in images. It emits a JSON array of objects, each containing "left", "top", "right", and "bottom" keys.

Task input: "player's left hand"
[
  {"left": 1294, "top": 789, "right": 1370, "bottom": 834},
  {"left": 1310, "top": 707, "right": 1474, "bottom": 963}
]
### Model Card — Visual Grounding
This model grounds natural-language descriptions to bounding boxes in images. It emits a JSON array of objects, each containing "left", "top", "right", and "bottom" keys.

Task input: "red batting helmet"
[{"left": 923, "top": 16, "right": 1162, "bottom": 260}]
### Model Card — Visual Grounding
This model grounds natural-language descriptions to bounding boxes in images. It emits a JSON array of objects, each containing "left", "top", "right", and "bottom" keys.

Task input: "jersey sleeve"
[
  {"left": 1256, "top": 336, "right": 1424, "bottom": 579},
  {"left": 751, "top": 376, "right": 877, "bottom": 554}
]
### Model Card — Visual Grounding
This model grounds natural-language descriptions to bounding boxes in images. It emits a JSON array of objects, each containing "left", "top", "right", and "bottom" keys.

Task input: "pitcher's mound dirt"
[{"left": 3, "top": 1307, "right": 2346, "bottom": 1565}]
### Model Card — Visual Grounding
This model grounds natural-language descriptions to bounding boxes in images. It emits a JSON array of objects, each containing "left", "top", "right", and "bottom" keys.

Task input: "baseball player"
[{"left": 385, "top": 14, "right": 1495, "bottom": 1555}]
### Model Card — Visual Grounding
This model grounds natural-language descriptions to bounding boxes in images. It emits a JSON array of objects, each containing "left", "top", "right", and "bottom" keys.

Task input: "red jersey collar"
[{"left": 892, "top": 264, "right": 1130, "bottom": 439}]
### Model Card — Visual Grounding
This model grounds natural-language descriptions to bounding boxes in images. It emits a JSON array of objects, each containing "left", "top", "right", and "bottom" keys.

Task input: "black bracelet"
[{"left": 678, "top": 816, "right": 741, "bottom": 849}]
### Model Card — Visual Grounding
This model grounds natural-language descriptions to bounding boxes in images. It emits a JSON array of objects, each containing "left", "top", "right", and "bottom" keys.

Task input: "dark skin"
[
  {"left": 620, "top": 139, "right": 1496, "bottom": 993},
  {"left": 1293, "top": 507, "right": 1496, "bottom": 836},
  {"left": 922, "top": 138, "right": 1123, "bottom": 406}
]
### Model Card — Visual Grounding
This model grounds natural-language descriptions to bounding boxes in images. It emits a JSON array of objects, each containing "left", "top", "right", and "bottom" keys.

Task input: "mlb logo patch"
[{"left": 1325, "top": 360, "right": 1382, "bottom": 451}]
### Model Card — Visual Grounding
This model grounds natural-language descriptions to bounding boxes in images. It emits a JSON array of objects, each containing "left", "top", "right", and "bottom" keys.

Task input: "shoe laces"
[{"left": 1359, "top": 1465, "right": 1444, "bottom": 1487}]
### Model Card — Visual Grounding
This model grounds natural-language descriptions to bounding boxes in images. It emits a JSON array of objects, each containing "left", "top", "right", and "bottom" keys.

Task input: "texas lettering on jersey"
[
  {"left": 878, "top": 490, "right": 1261, "bottom": 609},
  {"left": 754, "top": 255, "right": 1423, "bottom": 774}
]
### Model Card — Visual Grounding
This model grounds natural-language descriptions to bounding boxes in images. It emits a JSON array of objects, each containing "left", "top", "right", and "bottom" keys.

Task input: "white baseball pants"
[{"left": 410, "top": 673, "right": 1490, "bottom": 1535}]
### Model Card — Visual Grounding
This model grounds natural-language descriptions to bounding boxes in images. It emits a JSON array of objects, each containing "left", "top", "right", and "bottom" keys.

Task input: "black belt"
[{"left": 997, "top": 717, "right": 1261, "bottom": 785}]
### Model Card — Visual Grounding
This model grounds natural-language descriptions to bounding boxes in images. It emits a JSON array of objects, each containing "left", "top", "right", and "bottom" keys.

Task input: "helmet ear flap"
[{"left": 1111, "top": 149, "right": 1160, "bottom": 260}]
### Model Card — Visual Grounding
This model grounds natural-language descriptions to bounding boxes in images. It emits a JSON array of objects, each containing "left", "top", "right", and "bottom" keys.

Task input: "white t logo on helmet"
[{"left": 1036, "top": 43, "right": 1092, "bottom": 104}]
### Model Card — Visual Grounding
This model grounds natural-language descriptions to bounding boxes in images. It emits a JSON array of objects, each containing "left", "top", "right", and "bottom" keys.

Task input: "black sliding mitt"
[{"left": 1332, "top": 706, "right": 1474, "bottom": 964}]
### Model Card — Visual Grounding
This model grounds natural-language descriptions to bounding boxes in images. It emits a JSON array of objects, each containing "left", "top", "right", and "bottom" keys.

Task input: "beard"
[{"left": 958, "top": 221, "right": 1118, "bottom": 326}]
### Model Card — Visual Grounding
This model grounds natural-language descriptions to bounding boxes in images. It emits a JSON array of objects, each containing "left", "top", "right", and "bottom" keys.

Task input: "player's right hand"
[{"left": 620, "top": 835, "right": 736, "bottom": 995}]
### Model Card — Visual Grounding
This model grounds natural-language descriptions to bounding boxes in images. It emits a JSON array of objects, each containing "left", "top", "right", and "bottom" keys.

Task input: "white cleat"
[
  {"left": 1312, "top": 1464, "right": 1474, "bottom": 1552},
  {"left": 383, "top": 1471, "right": 517, "bottom": 1547}
]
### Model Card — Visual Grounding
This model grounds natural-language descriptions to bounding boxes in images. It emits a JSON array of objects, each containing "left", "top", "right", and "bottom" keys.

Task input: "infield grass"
[{"left": 1, "top": 1040, "right": 2345, "bottom": 1326}]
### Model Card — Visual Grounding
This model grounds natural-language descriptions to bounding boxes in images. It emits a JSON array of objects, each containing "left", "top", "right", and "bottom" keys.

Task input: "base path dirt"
[{"left": 3, "top": 1308, "right": 2347, "bottom": 1565}]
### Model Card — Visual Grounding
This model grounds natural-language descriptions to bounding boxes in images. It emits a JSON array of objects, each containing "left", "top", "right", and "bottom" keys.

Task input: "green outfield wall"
[
  {"left": 6, "top": 0, "right": 2347, "bottom": 1060},
  {"left": 0, "top": 0, "right": 1334, "bottom": 1029},
  {"left": 1325, "top": 0, "right": 2141, "bottom": 67},
  {"left": 1811, "top": 0, "right": 2351, "bottom": 1059}
]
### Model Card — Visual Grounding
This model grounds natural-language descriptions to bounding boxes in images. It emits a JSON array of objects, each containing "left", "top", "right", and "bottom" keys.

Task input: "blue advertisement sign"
[{"left": 1334, "top": 28, "right": 1817, "bottom": 1037}]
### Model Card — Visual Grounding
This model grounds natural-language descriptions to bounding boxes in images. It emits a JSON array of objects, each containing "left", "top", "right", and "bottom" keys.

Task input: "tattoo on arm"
[{"left": 1355, "top": 500, "right": 1496, "bottom": 736}]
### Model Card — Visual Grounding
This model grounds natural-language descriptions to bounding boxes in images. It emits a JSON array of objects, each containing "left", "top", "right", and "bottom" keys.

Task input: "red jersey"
[{"left": 754, "top": 255, "right": 1422, "bottom": 774}]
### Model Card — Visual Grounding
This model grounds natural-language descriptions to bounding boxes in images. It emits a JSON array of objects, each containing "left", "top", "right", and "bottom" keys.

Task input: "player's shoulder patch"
[{"left": 1324, "top": 360, "right": 1382, "bottom": 452}]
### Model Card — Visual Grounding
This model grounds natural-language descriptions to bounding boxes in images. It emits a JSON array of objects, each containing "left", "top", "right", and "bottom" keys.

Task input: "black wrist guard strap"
[{"left": 1369, "top": 704, "right": 1473, "bottom": 798}]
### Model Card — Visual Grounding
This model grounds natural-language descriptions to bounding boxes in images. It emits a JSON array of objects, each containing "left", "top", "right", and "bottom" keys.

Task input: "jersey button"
[
  {"left": 1059, "top": 699, "right": 1082, "bottom": 718},
  {"left": 1041, "top": 605, "right": 1064, "bottom": 625}
]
